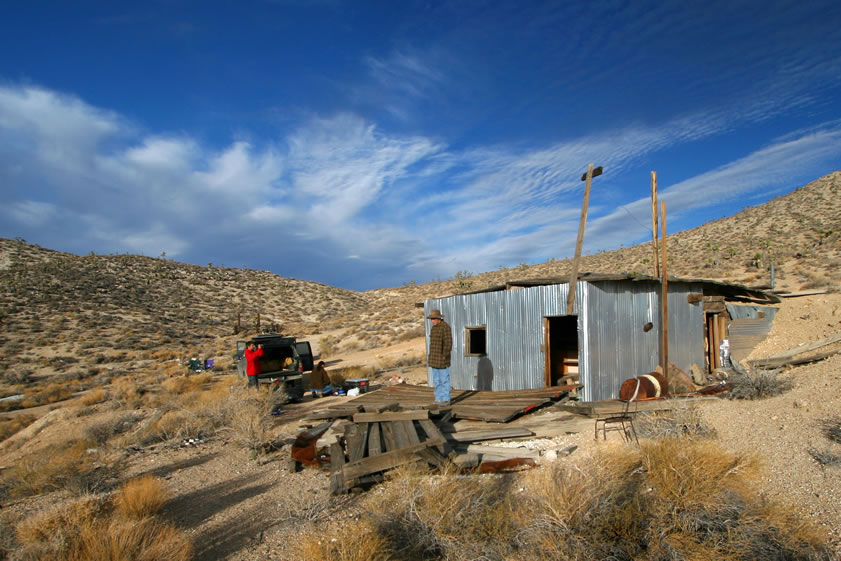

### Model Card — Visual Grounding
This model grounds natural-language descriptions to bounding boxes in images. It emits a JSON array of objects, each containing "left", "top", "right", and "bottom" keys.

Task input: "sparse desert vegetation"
[{"left": 0, "top": 171, "right": 839, "bottom": 559}]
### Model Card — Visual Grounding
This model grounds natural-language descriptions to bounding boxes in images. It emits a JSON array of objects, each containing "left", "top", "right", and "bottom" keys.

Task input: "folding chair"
[{"left": 594, "top": 388, "right": 639, "bottom": 444}]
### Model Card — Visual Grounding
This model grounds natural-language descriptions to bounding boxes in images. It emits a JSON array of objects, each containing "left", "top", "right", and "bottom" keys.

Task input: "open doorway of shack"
[{"left": 544, "top": 315, "right": 579, "bottom": 387}]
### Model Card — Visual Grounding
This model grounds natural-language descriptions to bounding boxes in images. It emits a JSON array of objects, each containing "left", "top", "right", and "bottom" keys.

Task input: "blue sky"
[{"left": 2, "top": 1, "right": 841, "bottom": 290}]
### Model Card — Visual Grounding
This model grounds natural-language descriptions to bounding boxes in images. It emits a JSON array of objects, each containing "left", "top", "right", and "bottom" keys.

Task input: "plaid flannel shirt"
[{"left": 427, "top": 320, "right": 453, "bottom": 369}]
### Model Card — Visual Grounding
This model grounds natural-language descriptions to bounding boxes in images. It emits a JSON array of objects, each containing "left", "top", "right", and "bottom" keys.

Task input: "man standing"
[
  {"left": 427, "top": 309, "right": 452, "bottom": 405},
  {"left": 244, "top": 341, "right": 264, "bottom": 388}
]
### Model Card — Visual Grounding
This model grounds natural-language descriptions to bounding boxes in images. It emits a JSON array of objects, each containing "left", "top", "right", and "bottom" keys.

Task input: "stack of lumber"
[
  {"left": 310, "top": 384, "right": 574, "bottom": 423},
  {"left": 326, "top": 406, "right": 536, "bottom": 494}
]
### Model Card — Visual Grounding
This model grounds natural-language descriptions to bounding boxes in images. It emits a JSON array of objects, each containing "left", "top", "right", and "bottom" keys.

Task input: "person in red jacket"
[{"left": 244, "top": 341, "right": 264, "bottom": 388}]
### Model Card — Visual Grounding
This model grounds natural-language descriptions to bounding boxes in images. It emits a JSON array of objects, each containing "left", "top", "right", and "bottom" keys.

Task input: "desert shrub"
[
  {"left": 114, "top": 475, "right": 169, "bottom": 518},
  {"left": 2, "top": 368, "right": 33, "bottom": 385},
  {"left": 376, "top": 354, "right": 424, "bottom": 371},
  {"left": 13, "top": 493, "right": 191, "bottom": 561},
  {"left": 161, "top": 371, "right": 212, "bottom": 395},
  {"left": 298, "top": 520, "right": 391, "bottom": 561},
  {"left": 727, "top": 368, "right": 793, "bottom": 400},
  {"left": 110, "top": 376, "right": 143, "bottom": 405},
  {"left": 80, "top": 388, "right": 108, "bottom": 406},
  {"left": 820, "top": 416, "right": 841, "bottom": 444},
  {"left": 808, "top": 446, "right": 841, "bottom": 468},
  {"left": 319, "top": 335, "right": 340, "bottom": 358},
  {"left": 0, "top": 414, "right": 35, "bottom": 443},
  {"left": 83, "top": 413, "right": 142, "bottom": 445},
  {"left": 634, "top": 403, "right": 716, "bottom": 440},
  {"left": 1, "top": 438, "right": 117, "bottom": 498},
  {"left": 300, "top": 440, "right": 835, "bottom": 561}
]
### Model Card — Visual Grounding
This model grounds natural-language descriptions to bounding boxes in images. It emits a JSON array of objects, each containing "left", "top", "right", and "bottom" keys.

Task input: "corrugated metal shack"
[{"left": 424, "top": 273, "right": 779, "bottom": 402}]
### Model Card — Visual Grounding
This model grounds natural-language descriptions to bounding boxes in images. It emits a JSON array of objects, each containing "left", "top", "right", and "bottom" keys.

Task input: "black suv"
[{"left": 235, "top": 333, "right": 314, "bottom": 401}]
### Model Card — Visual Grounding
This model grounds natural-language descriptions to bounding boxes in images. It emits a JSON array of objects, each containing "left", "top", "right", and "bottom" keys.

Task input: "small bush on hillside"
[
  {"left": 83, "top": 413, "right": 142, "bottom": 445},
  {"left": 635, "top": 403, "right": 716, "bottom": 440},
  {"left": 727, "top": 369, "right": 793, "bottom": 400},
  {"left": 0, "top": 414, "right": 35, "bottom": 443},
  {"left": 115, "top": 475, "right": 169, "bottom": 518},
  {"left": 808, "top": 446, "right": 841, "bottom": 469},
  {"left": 319, "top": 335, "right": 340, "bottom": 358},
  {"left": 13, "top": 491, "right": 191, "bottom": 561},
  {"left": 80, "top": 388, "right": 108, "bottom": 406},
  {"left": 2, "top": 368, "right": 33, "bottom": 385},
  {"left": 1, "top": 438, "right": 118, "bottom": 498},
  {"left": 820, "top": 417, "right": 841, "bottom": 444}
]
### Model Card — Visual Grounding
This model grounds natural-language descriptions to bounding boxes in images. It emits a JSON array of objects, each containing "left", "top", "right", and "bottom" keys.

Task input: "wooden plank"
[
  {"left": 342, "top": 438, "right": 446, "bottom": 483},
  {"left": 306, "top": 408, "right": 360, "bottom": 420},
  {"left": 390, "top": 420, "right": 412, "bottom": 449},
  {"left": 465, "top": 444, "right": 540, "bottom": 459},
  {"left": 368, "top": 422, "right": 382, "bottom": 456},
  {"left": 400, "top": 420, "right": 421, "bottom": 445},
  {"left": 329, "top": 441, "right": 346, "bottom": 495},
  {"left": 751, "top": 348, "right": 841, "bottom": 370},
  {"left": 776, "top": 289, "right": 828, "bottom": 298},
  {"left": 344, "top": 423, "right": 368, "bottom": 462},
  {"left": 447, "top": 427, "right": 534, "bottom": 442},
  {"left": 752, "top": 333, "right": 841, "bottom": 363},
  {"left": 381, "top": 421, "right": 398, "bottom": 452},
  {"left": 415, "top": 447, "right": 445, "bottom": 468},
  {"left": 417, "top": 419, "right": 447, "bottom": 453},
  {"left": 353, "top": 410, "right": 429, "bottom": 423}
]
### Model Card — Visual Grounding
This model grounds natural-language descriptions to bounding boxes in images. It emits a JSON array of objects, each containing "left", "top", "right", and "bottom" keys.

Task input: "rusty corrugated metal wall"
[{"left": 425, "top": 279, "right": 706, "bottom": 401}]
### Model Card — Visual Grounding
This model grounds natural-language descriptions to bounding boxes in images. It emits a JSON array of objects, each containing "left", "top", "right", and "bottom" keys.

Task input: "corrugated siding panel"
[
  {"left": 667, "top": 283, "right": 706, "bottom": 375},
  {"left": 726, "top": 304, "right": 779, "bottom": 321},
  {"left": 729, "top": 317, "right": 775, "bottom": 365}
]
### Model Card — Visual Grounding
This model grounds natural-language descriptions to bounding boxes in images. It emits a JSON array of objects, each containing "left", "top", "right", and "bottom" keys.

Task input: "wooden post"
[
  {"left": 660, "top": 201, "right": 668, "bottom": 375},
  {"left": 650, "top": 171, "right": 659, "bottom": 278},
  {"left": 567, "top": 163, "right": 595, "bottom": 315}
]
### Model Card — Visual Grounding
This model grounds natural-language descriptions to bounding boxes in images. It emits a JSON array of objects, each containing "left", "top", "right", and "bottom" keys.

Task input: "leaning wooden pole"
[
  {"left": 567, "top": 163, "right": 594, "bottom": 315},
  {"left": 660, "top": 200, "right": 669, "bottom": 375},
  {"left": 650, "top": 171, "right": 660, "bottom": 278}
]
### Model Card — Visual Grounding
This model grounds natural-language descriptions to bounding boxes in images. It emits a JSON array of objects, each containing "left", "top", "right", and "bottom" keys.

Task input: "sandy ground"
[{"left": 3, "top": 295, "right": 841, "bottom": 560}]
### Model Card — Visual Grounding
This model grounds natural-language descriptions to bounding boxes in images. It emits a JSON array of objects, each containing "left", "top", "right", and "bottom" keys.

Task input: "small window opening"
[{"left": 465, "top": 326, "right": 487, "bottom": 356}]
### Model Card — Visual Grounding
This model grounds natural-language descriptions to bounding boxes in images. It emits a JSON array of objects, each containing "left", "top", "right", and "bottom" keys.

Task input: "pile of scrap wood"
[
  {"left": 308, "top": 384, "right": 576, "bottom": 423},
  {"left": 303, "top": 406, "right": 544, "bottom": 494}
]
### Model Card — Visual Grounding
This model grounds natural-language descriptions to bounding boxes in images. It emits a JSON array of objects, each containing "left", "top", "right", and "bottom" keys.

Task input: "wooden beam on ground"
[
  {"left": 750, "top": 348, "right": 841, "bottom": 370},
  {"left": 329, "top": 441, "right": 346, "bottom": 495},
  {"left": 465, "top": 444, "right": 540, "bottom": 459},
  {"left": 342, "top": 438, "right": 446, "bottom": 484},
  {"left": 447, "top": 427, "right": 534, "bottom": 442},
  {"left": 417, "top": 419, "right": 447, "bottom": 454},
  {"left": 367, "top": 422, "right": 382, "bottom": 456},
  {"left": 353, "top": 410, "right": 429, "bottom": 423}
]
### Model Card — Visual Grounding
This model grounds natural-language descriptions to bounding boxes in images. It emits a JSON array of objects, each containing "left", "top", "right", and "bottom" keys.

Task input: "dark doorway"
[{"left": 544, "top": 316, "right": 579, "bottom": 387}]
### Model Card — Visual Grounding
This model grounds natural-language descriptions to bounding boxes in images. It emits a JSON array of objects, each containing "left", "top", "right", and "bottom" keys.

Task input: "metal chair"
[{"left": 594, "top": 386, "right": 639, "bottom": 444}]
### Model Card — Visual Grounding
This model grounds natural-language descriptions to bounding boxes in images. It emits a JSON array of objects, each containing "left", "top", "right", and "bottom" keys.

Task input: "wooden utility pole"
[
  {"left": 650, "top": 171, "right": 660, "bottom": 278},
  {"left": 567, "top": 164, "right": 602, "bottom": 315},
  {"left": 659, "top": 200, "right": 669, "bottom": 375}
]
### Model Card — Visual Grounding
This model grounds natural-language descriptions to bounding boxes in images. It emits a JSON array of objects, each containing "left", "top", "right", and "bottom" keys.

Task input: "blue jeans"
[{"left": 431, "top": 368, "right": 451, "bottom": 403}]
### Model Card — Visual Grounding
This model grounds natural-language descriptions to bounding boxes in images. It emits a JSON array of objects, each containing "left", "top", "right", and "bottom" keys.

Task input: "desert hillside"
[{"left": 0, "top": 172, "right": 839, "bottom": 560}]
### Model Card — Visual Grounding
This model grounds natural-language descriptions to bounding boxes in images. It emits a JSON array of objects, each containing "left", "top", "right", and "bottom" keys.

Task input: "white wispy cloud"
[{"left": 1, "top": 83, "right": 838, "bottom": 289}]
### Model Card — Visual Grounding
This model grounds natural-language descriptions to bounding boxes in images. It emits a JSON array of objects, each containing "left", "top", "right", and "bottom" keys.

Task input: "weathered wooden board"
[
  {"left": 368, "top": 422, "right": 382, "bottom": 456},
  {"left": 353, "top": 410, "right": 429, "bottom": 423},
  {"left": 447, "top": 427, "right": 534, "bottom": 442},
  {"left": 329, "top": 441, "right": 345, "bottom": 494},
  {"left": 342, "top": 437, "right": 446, "bottom": 483}
]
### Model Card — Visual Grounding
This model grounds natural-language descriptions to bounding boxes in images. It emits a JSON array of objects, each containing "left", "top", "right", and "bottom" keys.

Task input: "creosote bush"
[
  {"left": 297, "top": 440, "right": 835, "bottom": 561},
  {"left": 727, "top": 368, "right": 794, "bottom": 400}
]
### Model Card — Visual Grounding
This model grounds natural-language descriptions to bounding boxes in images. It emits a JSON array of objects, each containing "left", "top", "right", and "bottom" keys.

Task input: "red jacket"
[{"left": 244, "top": 347, "right": 264, "bottom": 376}]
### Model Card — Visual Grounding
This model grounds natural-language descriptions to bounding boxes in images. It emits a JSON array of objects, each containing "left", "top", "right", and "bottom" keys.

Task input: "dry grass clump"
[
  {"left": 807, "top": 446, "right": 841, "bottom": 469},
  {"left": 298, "top": 520, "right": 391, "bottom": 561},
  {"left": 299, "top": 440, "right": 835, "bottom": 561},
  {"left": 13, "top": 488, "right": 191, "bottom": 561},
  {"left": 634, "top": 402, "right": 716, "bottom": 440},
  {"left": 0, "top": 414, "right": 35, "bottom": 443},
  {"left": 376, "top": 354, "right": 424, "bottom": 371},
  {"left": 727, "top": 368, "right": 794, "bottom": 400},
  {"left": 80, "top": 388, "right": 108, "bottom": 406},
  {"left": 114, "top": 475, "right": 169, "bottom": 518},
  {"left": 1, "top": 438, "right": 117, "bottom": 498},
  {"left": 319, "top": 335, "right": 340, "bottom": 358},
  {"left": 161, "top": 371, "right": 213, "bottom": 394},
  {"left": 83, "top": 412, "right": 142, "bottom": 445}
]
